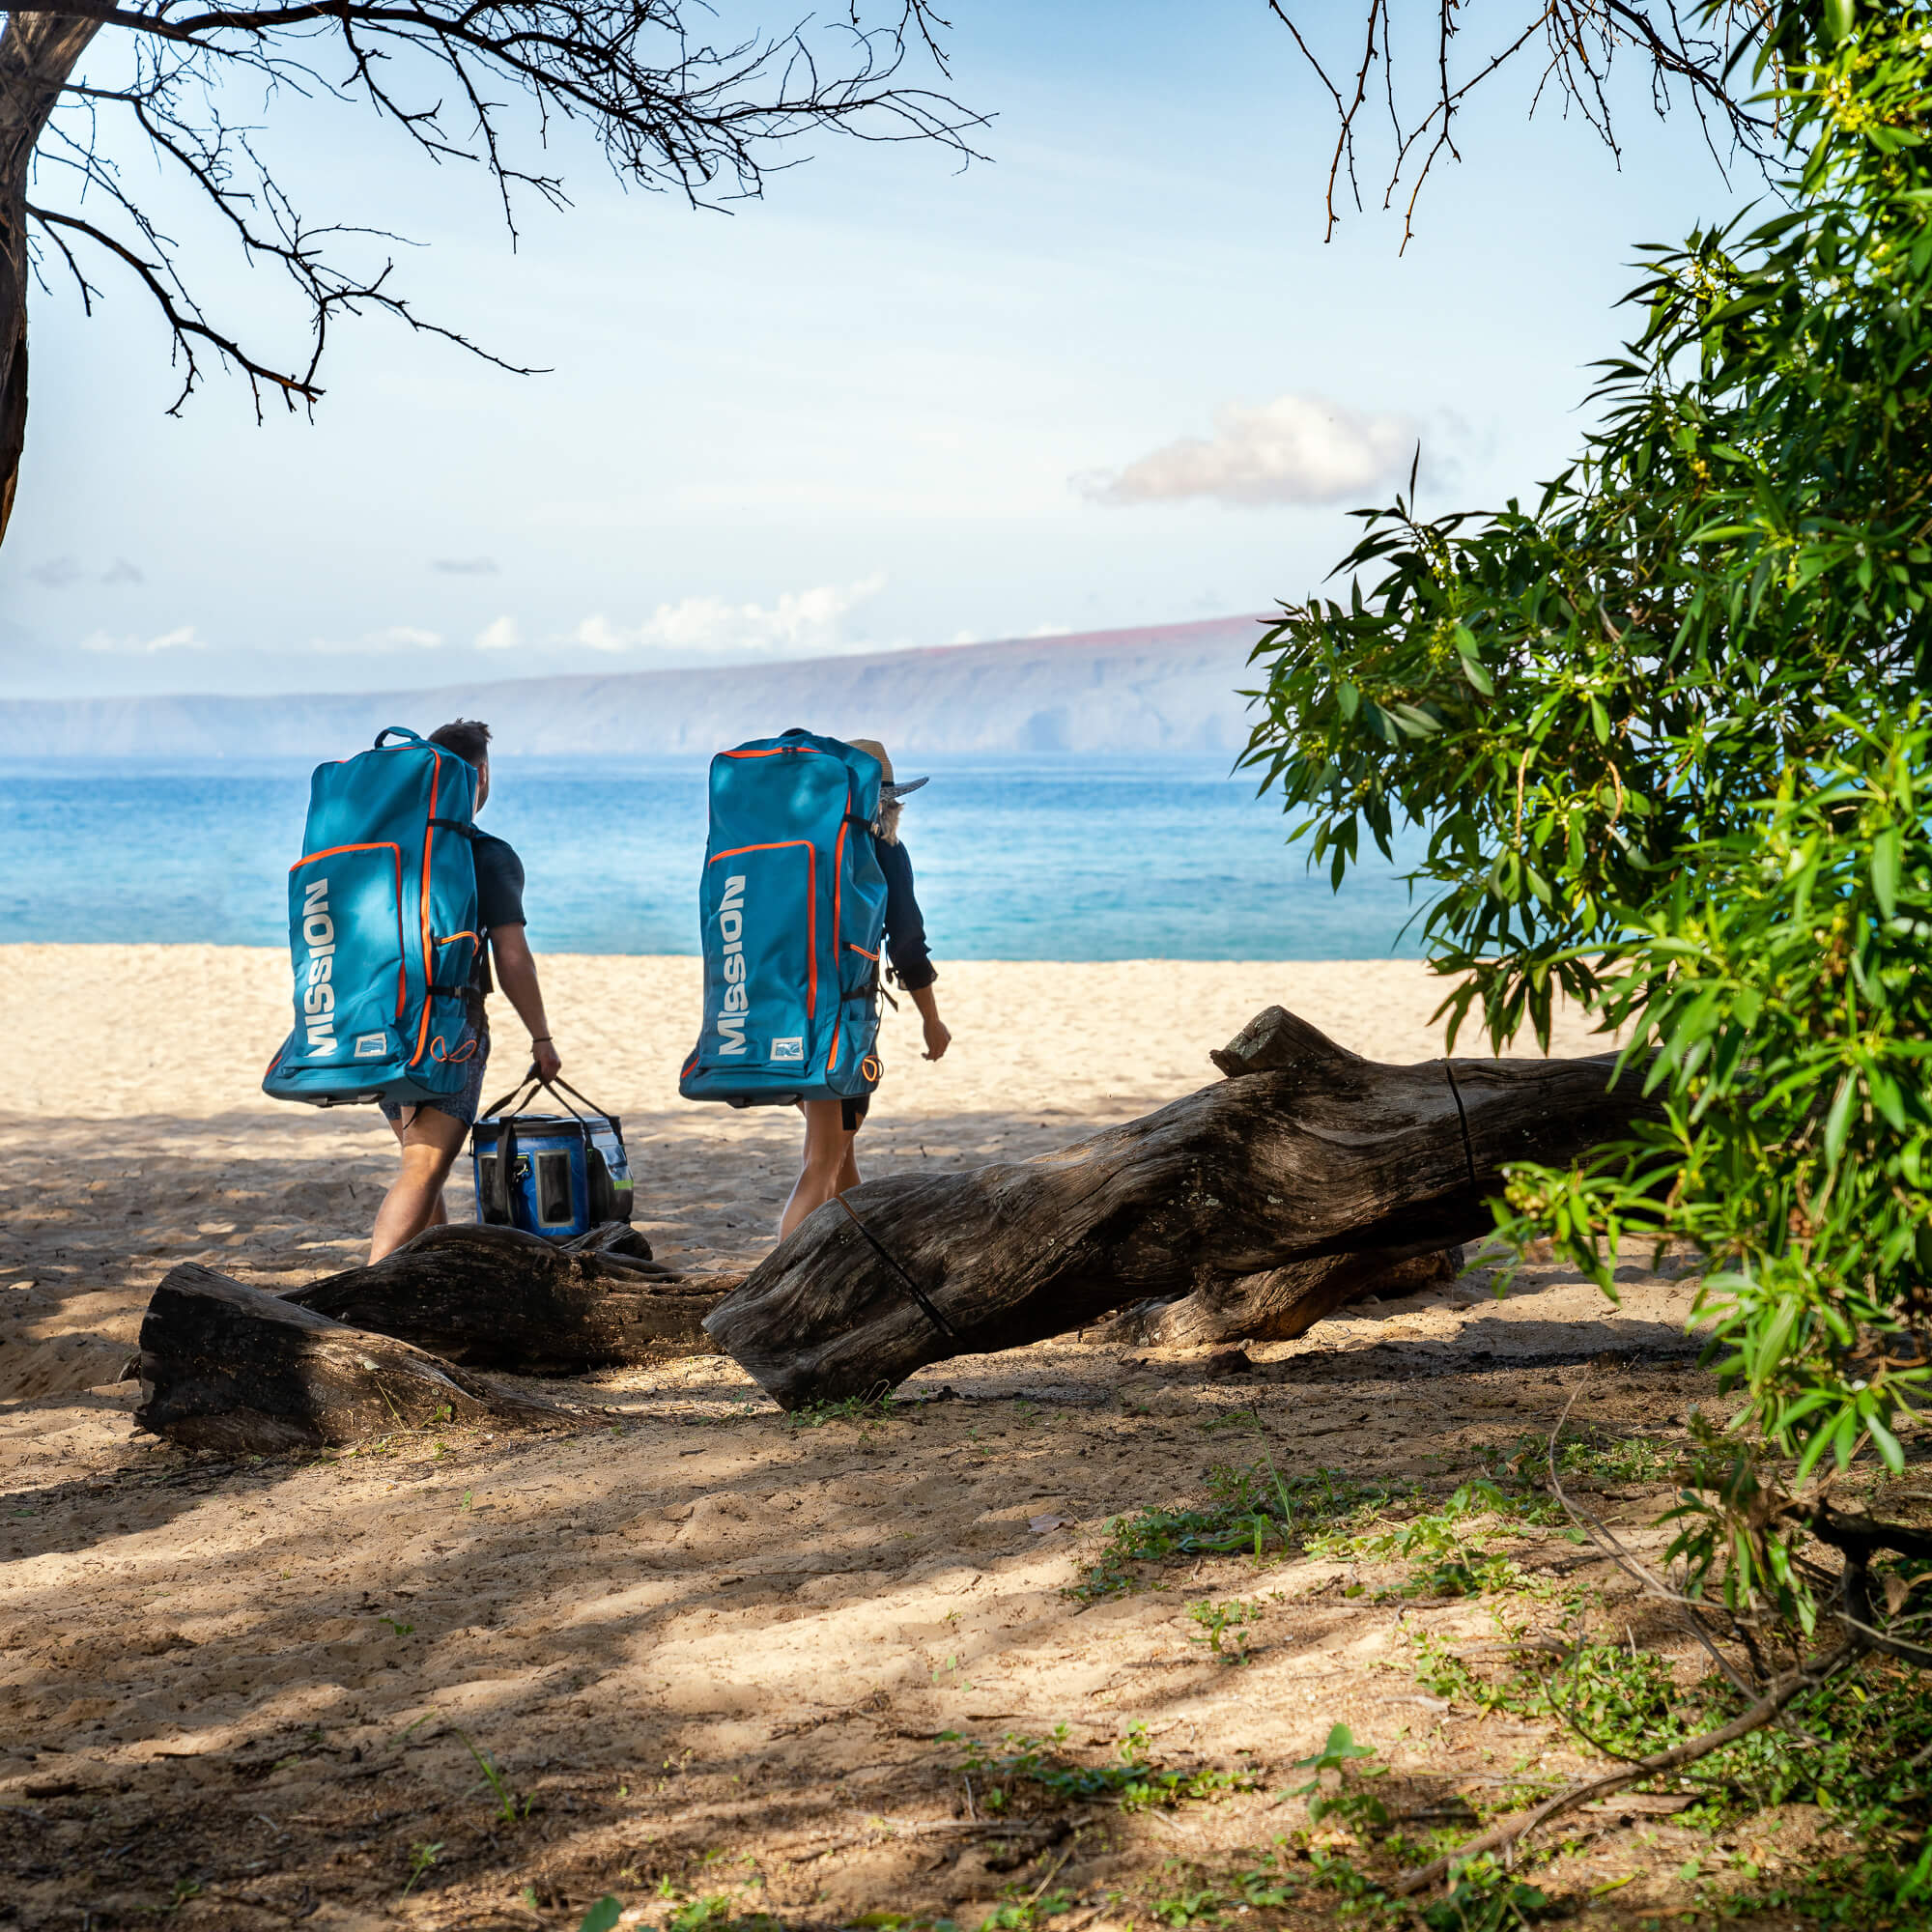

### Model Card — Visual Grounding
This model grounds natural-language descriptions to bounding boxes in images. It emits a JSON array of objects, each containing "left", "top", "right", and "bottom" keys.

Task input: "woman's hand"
[{"left": 922, "top": 1014, "right": 952, "bottom": 1062}]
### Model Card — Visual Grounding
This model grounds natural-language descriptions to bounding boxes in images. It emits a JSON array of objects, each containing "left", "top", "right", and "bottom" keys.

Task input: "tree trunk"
[
  {"left": 0, "top": 13, "right": 99, "bottom": 544},
  {"left": 135, "top": 1262, "right": 579, "bottom": 1453},
  {"left": 281, "top": 1223, "right": 731, "bottom": 1371},
  {"left": 705, "top": 1006, "right": 1654, "bottom": 1408},
  {"left": 1105, "top": 1244, "right": 1464, "bottom": 1349}
]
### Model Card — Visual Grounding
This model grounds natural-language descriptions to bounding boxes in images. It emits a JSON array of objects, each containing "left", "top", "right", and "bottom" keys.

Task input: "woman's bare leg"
[{"left": 780, "top": 1098, "right": 861, "bottom": 1240}]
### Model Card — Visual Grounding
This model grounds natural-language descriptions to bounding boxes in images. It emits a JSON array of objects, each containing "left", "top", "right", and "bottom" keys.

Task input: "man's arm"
[{"left": 489, "top": 923, "right": 561, "bottom": 1083}]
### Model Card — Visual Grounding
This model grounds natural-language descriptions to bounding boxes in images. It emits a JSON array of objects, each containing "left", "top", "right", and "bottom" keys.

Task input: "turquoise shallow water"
[{"left": 0, "top": 756, "right": 1431, "bottom": 959}]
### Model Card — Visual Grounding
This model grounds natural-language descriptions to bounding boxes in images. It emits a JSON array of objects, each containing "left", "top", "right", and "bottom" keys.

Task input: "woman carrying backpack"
[{"left": 778, "top": 737, "right": 951, "bottom": 1239}]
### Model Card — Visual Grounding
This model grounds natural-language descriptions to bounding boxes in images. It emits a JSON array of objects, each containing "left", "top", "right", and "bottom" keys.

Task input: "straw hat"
[{"left": 848, "top": 737, "right": 928, "bottom": 800}]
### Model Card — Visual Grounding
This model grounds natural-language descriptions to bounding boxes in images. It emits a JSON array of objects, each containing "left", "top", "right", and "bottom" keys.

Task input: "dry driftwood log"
[
  {"left": 135, "top": 1263, "right": 576, "bottom": 1453},
  {"left": 1104, "top": 1245, "right": 1464, "bottom": 1349},
  {"left": 282, "top": 1223, "right": 731, "bottom": 1370},
  {"left": 706, "top": 1006, "right": 1656, "bottom": 1408}
]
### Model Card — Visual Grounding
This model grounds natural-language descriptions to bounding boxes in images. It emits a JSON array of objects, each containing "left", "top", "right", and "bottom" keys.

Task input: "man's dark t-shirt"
[
  {"left": 467, "top": 831, "right": 526, "bottom": 1014},
  {"left": 473, "top": 831, "right": 526, "bottom": 933}
]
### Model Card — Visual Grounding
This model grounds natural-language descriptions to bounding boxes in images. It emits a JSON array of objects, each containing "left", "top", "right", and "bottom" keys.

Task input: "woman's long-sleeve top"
[{"left": 874, "top": 837, "right": 936, "bottom": 991}]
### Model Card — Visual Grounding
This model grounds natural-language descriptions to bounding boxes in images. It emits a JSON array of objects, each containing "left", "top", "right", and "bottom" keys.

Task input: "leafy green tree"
[{"left": 1245, "top": 0, "right": 1932, "bottom": 1647}]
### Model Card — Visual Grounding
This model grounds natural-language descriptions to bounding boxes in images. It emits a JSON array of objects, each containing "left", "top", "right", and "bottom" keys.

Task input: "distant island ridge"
[{"left": 0, "top": 612, "right": 1273, "bottom": 758}]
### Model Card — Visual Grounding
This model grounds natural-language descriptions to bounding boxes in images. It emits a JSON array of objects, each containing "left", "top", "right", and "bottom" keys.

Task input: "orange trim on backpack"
[
  {"left": 438, "top": 930, "right": 481, "bottom": 948},
  {"left": 722, "top": 746, "right": 828, "bottom": 759},
  {"left": 411, "top": 754, "right": 441, "bottom": 1066},
  {"left": 291, "top": 840, "right": 401, "bottom": 871},
  {"left": 709, "top": 838, "right": 817, "bottom": 1016},
  {"left": 861, "top": 1055, "right": 882, "bottom": 1083},
  {"left": 828, "top": 816, "right": 849, "bottom": 1071},
  {"left": 292, "top": 841, "right": 409, "bottom": 1019},
  {"left": 845, "top": 942, "right": 878, "bottom": 961}
]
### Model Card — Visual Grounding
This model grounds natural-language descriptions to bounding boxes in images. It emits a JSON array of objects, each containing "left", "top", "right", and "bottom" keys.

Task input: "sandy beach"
[{"left": 2, "top": 948, "right": 1747, "bottom": 1932}]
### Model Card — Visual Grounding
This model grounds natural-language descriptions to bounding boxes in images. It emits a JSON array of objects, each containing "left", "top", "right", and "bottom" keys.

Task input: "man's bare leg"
[
  {"left": 780, "top": 1098, "right": 861, "bottom": 1241},
  {"left": 371, "top": 1105, "right": 468, "bottom": 1263},
  {"left": 385, "top": 1112, "right": 451, "bottom": 1231}
]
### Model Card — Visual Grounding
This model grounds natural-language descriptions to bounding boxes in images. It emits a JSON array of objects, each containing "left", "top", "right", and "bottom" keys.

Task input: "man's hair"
[{"left": 428, "top": 719, "right": 492, "bottom": 767}]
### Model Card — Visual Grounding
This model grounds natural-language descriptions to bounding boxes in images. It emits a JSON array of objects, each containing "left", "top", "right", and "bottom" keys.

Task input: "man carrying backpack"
[{"left": 368, "top": 719, "right": 563, "bottom": 1261}]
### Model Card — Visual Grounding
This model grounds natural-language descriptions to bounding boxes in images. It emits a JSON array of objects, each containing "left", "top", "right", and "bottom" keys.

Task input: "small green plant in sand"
[
  {"left": 1287, "top": 1723, "right": 1391, "bottom": 1837},
  {"left": 1148, "top": 1888, "right": 1219, "bottom": 1928},
  {"left": 450, "top": 1724, "right": 531, "bottom": 1824},
  {"left": 784, "top": 1389, "right": 895, "bottom": 1432},
  {"left": 665, "top": 1898, "right": 785, "bottom": 1932},
  {"left": 1187, "top": 1596, "right": 1262, "bottom": 1660},
  {"left": 948, "top": 1721, "right": 1255, "bottom": 1813},
  {"left": 1482, "top": 1428, "right": 1679, "bottom": 1492},
  {"left": 1307, "top": 1476, "right": 1580, "bottom": 1600},
  {"left": 1300, "top": 1844, "right": 1551, "bottom": 1932},
  {"left": 975, "top": 1887, "right": 1071, "bottom": 1931},
  {"left": 1413, "top": 1856, "right": 1554, "bottom": 1932},
  {"left": 1071, "top": 1459, "right": 1399, "bottom": 1599},
  {"left": 400, "top": 1840, "right": 443, "bottom": 1897}
]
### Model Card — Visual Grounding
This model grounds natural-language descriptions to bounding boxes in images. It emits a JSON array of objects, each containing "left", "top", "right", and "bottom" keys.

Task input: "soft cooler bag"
[
  {"left": 262, "top": 726, "right": 482, "bottom": 1109},
  {"left": 678, "top": 729, "right": 889, "bottom": 1107},
  {"left": 470, "top": 1073, "right": 634, "bottom": 1239}
]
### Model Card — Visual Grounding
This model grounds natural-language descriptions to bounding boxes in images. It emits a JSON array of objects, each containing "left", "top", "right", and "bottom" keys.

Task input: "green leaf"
[
  {"left": 1824, "top": 1073, "right": 1857, "bottom": 1167},
  {"left": 1866, "top": 1412, "right": 1905, "bottom": 1473},
  {"left": 1872, "top": 825, "right": 1901, "bottom": 919},
  {"left": 578, "top": 1899, "right": 622, "bottom": 1932}
]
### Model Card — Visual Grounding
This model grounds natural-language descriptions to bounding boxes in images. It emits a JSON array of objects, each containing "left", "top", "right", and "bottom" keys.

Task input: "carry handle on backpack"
[{"left": 373, "top": 725, "right": 429, "bottom": 749}]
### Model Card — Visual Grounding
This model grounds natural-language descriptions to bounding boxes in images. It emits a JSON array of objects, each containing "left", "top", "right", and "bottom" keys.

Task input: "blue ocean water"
[{"left": 0, "top": 756, "right": 1432, "bottom": 959}]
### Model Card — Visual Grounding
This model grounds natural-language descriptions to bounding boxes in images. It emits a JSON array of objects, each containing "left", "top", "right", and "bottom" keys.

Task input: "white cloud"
[
  {"left": 571, "top": 575, "right": 887, "bottom": 660},
  {"left": 476, "top": 615, "right": 521, "bottom": 651},
  {"left": 303, "top": 626, "right": 443, "bottom": 656},
  {"left": 78, "top": 623, "right": 205, "bottom": 655},
  {"left": 1082, "top": 393, "right": 1418, "bottom": 508}
]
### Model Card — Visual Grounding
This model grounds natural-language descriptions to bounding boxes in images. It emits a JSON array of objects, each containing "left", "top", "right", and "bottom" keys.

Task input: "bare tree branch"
[
  {"left": 1265, "top": 2, "right": 1778, "bottom": 247},
  {"left": 0, "top": 0, "right": 984, "bottom": 542}
]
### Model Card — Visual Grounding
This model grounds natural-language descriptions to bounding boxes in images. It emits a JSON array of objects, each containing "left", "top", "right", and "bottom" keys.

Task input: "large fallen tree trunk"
[
  {"left": 135, "top": 1263, "right": 578, "bottom": 1452},
  {"left": 282, "top": 1224, "right": 732, "bottom": 1370},
  {"left": 1102, "top": 1244, "right": 1465, "bottom": 1349},
  {"left": 706, "top": 1006, "right": 1656, "bottom": 1407}
]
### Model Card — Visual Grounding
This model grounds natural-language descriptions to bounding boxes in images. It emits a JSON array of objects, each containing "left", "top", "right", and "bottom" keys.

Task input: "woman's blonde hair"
[{"left": 849, "top": 737, "right": 904, "bottom": 844}]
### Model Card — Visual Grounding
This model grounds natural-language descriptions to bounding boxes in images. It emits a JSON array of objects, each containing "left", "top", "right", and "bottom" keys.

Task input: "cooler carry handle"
[
  {"left": 481, "top": 1066, "right": 622, "bottom": 1134},
  {"left": 373, "top": 725, "right": 429, "bottom": 749}
]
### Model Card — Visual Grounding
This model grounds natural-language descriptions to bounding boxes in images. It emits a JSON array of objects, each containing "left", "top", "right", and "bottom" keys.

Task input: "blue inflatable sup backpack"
[
  {"left": 679, "top": 729, "right": 889, "bottom": 1108},
  {"left": 471, "top": 1072, "right": 634, "bottom": 1239},
  {"left": 262, "top": 726, "right": 483, "bottom": 1109}
]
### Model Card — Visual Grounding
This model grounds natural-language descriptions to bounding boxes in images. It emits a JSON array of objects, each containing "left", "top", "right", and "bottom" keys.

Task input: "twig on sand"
[
  {"left": 1391, "top": 1637, "right": 1861, "bottom": 1896},
  {"left": 1397, "top": 1381, "right": 1932, "bottom": 1896}
]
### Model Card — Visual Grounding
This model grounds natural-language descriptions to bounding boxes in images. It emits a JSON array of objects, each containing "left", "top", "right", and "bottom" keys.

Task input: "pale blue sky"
[{"left": 0, "top": 1, "right": 1747, "bottom": 697}]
